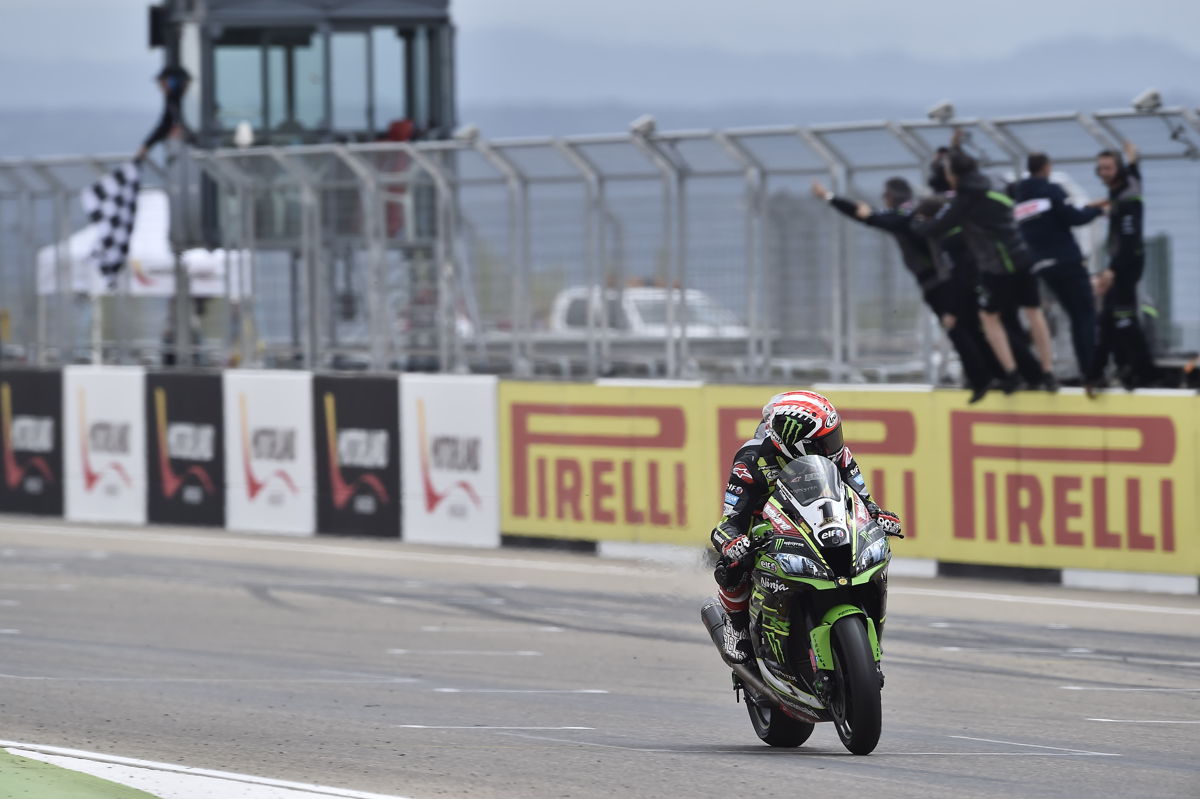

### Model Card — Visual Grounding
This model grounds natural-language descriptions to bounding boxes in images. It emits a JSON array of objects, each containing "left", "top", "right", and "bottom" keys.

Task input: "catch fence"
[{"left": 2, "top": 107, "right": 1198, "bottom": 382}]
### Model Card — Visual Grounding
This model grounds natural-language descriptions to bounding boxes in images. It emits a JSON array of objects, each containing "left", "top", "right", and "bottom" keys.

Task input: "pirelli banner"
[
  {"left": 500, "top": 382, "right": 713, "bottom": 545},
  {"left": 500, "top": 382, "right": 1199, "bottom": 576}
]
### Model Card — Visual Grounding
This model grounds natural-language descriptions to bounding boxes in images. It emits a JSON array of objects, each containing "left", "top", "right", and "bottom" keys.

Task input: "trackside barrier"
[
  {"left": 146, "top": 371, "right": 226, "bottom": 527},
  {"left": 400, "top": 374, "right": 500, "bottom": 548},
  {"left": 223, "top": 371, "right": 316, "bottom": 535},
  {"left": 0, "top": 367, "right": 63, "bottom": 517},
  {"left": 0, "top": 366, "right": 1196, "bottom": 582},
  {"left": 64, "top": 366, "right": 146, "bottom": 525},
  {"left": 312, "top": 373, "right": 401, "bottom": 536},
  {"left": 500, "top": 382, "right": 1200, "bottom": 578}
]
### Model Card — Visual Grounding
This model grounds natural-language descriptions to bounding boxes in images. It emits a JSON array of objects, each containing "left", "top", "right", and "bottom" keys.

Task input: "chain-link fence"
[{"left": 2, "top": 107, "right": 1198, "bottom": 382}]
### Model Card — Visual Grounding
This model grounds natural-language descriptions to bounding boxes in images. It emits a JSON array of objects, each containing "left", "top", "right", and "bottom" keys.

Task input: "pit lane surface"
[{"left": 0, "top": 519, "right": 1197, "bottom": 799}]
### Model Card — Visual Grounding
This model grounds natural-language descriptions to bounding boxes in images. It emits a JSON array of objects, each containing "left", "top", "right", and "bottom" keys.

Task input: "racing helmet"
[{"left": 764, "top": 391, "right": 845, "bottom": 461}]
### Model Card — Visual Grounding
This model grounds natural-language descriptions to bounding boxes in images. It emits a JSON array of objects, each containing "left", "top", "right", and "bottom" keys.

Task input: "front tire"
[
  {"left": 828, "top": 615, "right": 882, "bottom": 755},
  {"left": 746, "top": 697, "right": 815, "bottom": 747}
]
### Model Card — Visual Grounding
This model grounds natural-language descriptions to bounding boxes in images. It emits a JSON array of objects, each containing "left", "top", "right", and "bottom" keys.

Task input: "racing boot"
[{"left": 722, "top": 610, "right": 752, "bottom": 665}]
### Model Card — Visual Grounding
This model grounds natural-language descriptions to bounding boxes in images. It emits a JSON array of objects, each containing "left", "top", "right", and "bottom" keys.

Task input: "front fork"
[{"left": 808, "top": 604, "right": 882, "bottom": 697}]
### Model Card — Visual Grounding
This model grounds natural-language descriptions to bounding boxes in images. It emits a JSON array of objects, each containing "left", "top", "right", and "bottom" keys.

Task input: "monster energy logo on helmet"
[{"left": 776, "top": 414, "right": 806, "bottom": 445}]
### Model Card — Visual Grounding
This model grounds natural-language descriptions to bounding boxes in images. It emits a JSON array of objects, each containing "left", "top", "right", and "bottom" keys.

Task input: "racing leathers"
[{"left": 710, "top": 432, "right": 892, "bottom": 664}]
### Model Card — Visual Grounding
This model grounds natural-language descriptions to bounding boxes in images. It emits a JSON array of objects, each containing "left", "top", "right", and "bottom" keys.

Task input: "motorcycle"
[{"left": 701, "top": 454, "right": 899, "bottom": 755}]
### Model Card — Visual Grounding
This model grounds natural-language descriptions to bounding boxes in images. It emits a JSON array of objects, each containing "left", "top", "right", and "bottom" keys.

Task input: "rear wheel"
[
  {"left": 746, "top": 697, "right": 815, "bottom": 747},
  {"left": 828, "top": 616, "right": 882, "bottom": 755}
]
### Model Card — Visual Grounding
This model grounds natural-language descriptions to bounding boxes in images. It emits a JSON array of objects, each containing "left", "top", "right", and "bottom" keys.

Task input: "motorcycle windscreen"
[{"left": 778, "top": 455, "right": 843, "bottom": 506}]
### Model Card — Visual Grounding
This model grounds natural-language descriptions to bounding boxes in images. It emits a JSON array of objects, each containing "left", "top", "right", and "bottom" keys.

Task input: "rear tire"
[
  {"left": 746, "top": 697, "right": 815, "bottom": 747},
  {"left": 828, "top": 615, "right": 882, "bottom": 755}
]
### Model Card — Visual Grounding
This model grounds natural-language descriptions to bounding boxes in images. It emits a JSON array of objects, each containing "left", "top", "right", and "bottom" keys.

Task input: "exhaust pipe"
[{"left": 701, "top": 599, "right": 778, "bottom": 709}]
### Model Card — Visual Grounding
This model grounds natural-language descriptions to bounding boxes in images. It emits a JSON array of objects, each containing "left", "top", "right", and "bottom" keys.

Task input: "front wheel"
[
  {"left": 746, "top": 698, "right": 815, "bottom": 747},
  {"left": 828, "top": 615, "right": 882, "bottom": 755}
]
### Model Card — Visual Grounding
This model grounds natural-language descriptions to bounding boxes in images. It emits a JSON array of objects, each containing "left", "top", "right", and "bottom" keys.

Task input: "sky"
[
  {"left": 4, "top": 0, "right": 1199, "bottom": 64},
  {"left": 451, "top": 0, "right": 1200, "bottom": 61}
]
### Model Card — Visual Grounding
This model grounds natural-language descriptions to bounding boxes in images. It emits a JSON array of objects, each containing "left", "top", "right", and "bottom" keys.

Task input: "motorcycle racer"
[{"left": 711, "top": 391, "right": 901, "bottom": 664}]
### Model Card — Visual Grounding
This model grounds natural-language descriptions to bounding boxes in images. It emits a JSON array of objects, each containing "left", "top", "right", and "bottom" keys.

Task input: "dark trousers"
[
  {"left": 1037, "top": 261, "right": 1096, "bottom": 378},
  {"left": 925, "top": 279, "right": 998, "bottom": 391},
  {"left": 1089, "top": 275, "right": 1155, "bottom": 386}
]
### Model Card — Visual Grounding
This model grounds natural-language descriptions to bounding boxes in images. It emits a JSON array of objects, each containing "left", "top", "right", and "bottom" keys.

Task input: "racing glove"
[
  {"left": 866, "top": 501, "right": 904, "bottom": 538},
  {"left": 714, "top": 534, "right": 752, "bottom": 588}
]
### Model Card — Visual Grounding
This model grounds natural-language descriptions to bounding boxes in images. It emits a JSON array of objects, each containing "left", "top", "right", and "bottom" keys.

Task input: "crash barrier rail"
[
  {"left": 2, "top": 107, "right": 1199, "bottom": 381},
  {"left": 1, "top": 366, "right": 1195, "bottom": 582}
]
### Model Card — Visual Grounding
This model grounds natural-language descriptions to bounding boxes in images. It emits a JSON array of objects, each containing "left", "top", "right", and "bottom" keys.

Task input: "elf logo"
[
  {"left": 1, "top": 383, "right": 55, "bottom": 493},
  {"left": 76, "top": 389, "right": 132, "bottom": 492},
  {"left": 239, "top": 394, "right": 297, "bottom": 501},
  {"left": 417, "top": 398, "right": 481, "bottom": 515},
  {"left": 153, "top": 387, "right": 215, "bottom": 503},
  {"left": 323, "top": 392, "right": 389, "bottom": 513}
]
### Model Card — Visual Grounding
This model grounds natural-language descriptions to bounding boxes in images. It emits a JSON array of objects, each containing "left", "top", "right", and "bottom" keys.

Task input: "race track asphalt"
[{"left": 0, "top": 518, "right": 1197, "bottom": 799}]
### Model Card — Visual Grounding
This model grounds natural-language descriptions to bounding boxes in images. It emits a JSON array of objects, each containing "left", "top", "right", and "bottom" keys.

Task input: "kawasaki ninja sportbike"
[{"left": 701, "top": 455, "right": 899, "bottom": 755}]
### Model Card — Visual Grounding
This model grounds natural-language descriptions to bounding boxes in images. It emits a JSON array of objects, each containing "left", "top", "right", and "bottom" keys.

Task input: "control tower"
[{"left": 149, "top": 0, "right": 456, "bottom": 146}]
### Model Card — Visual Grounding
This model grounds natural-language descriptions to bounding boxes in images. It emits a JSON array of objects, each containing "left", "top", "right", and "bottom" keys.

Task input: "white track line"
[
  {"left": 492, "top": 732, "right": 1112, "bottom": 758},
  {"left": 1062, "top": 685, "right": 1200, "bottom": 692},
  {"left": 388, "top": 649, "right": 541, "bottom": 656},
  {"left": 1, "top": 742, "right": 412, "bottom": 799},
  {"left": 433, "top": 688, "right": 608, "bottom": 694},
  {"left": 891, "top": 587, "right": 1200, "bottom": 616},
  {"left": 397, "top": 725, "right": 593, "bottom": 730},
  {"left": 0, "top": 673, "right": 418, "bottom": 684},
  {"left": 949, "top": 736, "right": 1118, "bottom": 756},
  {"left": 1088, "top": 718, "right": 1200, "bottom": 724},
  {"left": 420, "top": 625, "right": 563, "bottom": 633}
]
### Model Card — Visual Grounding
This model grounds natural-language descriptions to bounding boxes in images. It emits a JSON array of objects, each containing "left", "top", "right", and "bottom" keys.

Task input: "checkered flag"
[{"left": 81, "top": 161, "right": 140, "bottom": 287}]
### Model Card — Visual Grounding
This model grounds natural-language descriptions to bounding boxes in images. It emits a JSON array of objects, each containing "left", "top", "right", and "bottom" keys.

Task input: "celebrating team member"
[
  {"left": 912, "top": 146, "right": 1057, "bottom": 392},
  {"left": 1011, "top": 152, "right": 1108, "bottom": 380},
  {"left": 1087, "top": 141, "right": 1157, "bottom": 392},
  {"left": 812, "top": 178, "right": 996, "bottom": 401}
]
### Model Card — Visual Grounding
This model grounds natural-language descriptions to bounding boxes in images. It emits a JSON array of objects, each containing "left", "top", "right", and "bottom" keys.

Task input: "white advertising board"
[
  {"left": 400, "top": 375, "right": 500, "bottom": 547},
  {"left": 223, "top": 371, "right": 315, "bottom": 535},
  {"left": 64, "top": 366, "right": 146, "bottom": 524}
]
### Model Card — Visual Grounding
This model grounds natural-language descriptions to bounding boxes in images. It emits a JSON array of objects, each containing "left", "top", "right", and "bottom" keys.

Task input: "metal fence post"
[
  {"left": 714, "top": 131, "right": 768, "bottom": 380},
  {"left": 0, "top": 167, "right": 38, "bottom": 363},
  {"left": 630, "top": 127, "right": 684, "bottom": 378},
  {"left": 470, "top": 138, "right": 532, "bottom": 376},
  {"left": 553, "top": 139, "right": 607, "bottom": 378},
  {"left": 334, "top": 147, "right": 391, "bottom": 371},
  {"left": 796, "top": 128, "right": 849, "bottom": 381},
  {"left": 403, "top": 143, "right": 464, "bottom": 373},
  {"left": 269, "top": 148, "right": 322, "bottom": 370},
  {"left": 32, "top": 167, "right": 74, "bottom": 365}
]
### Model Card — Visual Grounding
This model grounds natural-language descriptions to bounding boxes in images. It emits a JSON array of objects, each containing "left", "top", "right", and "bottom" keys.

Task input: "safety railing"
[{"left": 2, "top": 107, "right": 1198, "bottom": 382}]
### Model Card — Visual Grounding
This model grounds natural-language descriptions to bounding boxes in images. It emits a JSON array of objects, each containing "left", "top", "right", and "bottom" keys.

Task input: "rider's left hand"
[{"left": 866, "top": 501, "right": 904, "bottom": 537}]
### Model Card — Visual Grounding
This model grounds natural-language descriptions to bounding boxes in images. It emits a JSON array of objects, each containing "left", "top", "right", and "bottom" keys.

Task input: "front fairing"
[
  {"left": 752, "top": 455, "right": 891, "bottom": 583},
  {"left": 748, "top": 457, "right": 891, "bottom": 711}
]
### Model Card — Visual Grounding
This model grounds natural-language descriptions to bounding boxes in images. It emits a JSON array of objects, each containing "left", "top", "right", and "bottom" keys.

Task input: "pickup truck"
[{"left": 547, "top": 286, "right": 748, "bottom": 338}]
